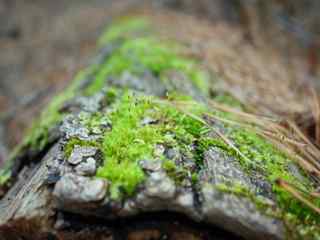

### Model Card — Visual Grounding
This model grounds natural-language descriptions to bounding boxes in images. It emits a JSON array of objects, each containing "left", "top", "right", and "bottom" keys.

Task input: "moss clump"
[
  {"left": 0, "top": 170, "right": 10, "bottom": 186},
  {"left": 98, "top": 17, "right": 150, "bottom": 46},
  {"left": 0, "top": 66, "right": 99, "bottom": 188},
  {"left": 212, "top": 93, "right": 244, "bottom": 109},
  {"left": 175, "top": 93, "right": 320, "bottom": 237},
  {"left": 89, "top": 92, "right": 209, "bottom": 199},
  {"left": 22, "top": 66, "right": 97, "bottom": 152},
  {"left": 215, "top": 182, "right": 280, "bottom": 218},
  {"left": 199, "top": 118, "right": 320, "bottom": 237},
  {"left": 230, "top": 129, "right": 309, "bottom": 188},
  {"left": 195, "top": 137, "right": 232, "bottom": 165},
  {"left": 79, "top": 112, "right": 111, "bottom": 135},
  {"left": 64, "top": 138, "right": 101, "bottom": 158},
  {"left": 85, "top": 18, "right": 209, "bottom": 96},
  {"left": 105, "top": 87, "right": 119, "bottom": 105},
  {"left": 229, "top": 129, "right": 320, "bottom": 227},
  {"left": 96, "top": 93, "right": 162, "bottom": 198},
  {"left": 0, "top": 143, "right": 27, "bottom": 187},
  {"left": 162, "top": 159, "right": 190, "bottom": 185}
]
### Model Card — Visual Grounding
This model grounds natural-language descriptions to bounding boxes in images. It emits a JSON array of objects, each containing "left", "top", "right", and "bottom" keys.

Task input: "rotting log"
[{"left": 0, "top": 15, "right": 319, "bottom": 240}]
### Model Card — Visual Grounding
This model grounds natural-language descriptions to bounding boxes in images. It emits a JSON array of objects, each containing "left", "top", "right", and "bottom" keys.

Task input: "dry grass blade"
[
  {"left": 162, "top": 98, "right": 320, "bottom": 200},
  {"left": 261, "top": 130, "right": 307, "bottom": 147},
  {"left": 209, "top": 100, "right": 293, "bottom": 139},
  {"left": 310, "top": 192, "right": 320, "bottom": 198},
  {"left": 287, "top": 120, "right": 315, "bottom": 147},
  {"left": 260, "top": 123, "right": 320, "bottom": 178},
  {"left": 208, "top": 100, "right": 320, "bottom": 181},
  {"left": 277, "top": 179, "right": 320, "bottom": 215},
  {"left": 260, "top": 126, "right": 320, "bottom": 171},
  {"left": 205, "top": 111, "right": 306, "bottom": 148},
  {"left": 209, "top": 125, "right": 255, "bottom": 165},
  {"left": 160, "top": 100, "right": 255, "bottom": 165},
  {"left": 181, "top": 109, "right": 251, "bottom": 162},
  {"left": 287, "top": 120, "right": 320, "bottom": 160},
  {"left": 208, "top": 100, "right": 278, "bottom": 125},
  {"left": 286, "top": 120, "right": 320, "bottom": 170},
  {"left": 296, "top": 147, "right": 320, "bottom": 172},
  {"left": 204, "top": 112, "right": 256, "bottom": 129},
  {"left": 264, "top": 134, "right": 320, "bottom": 176},
  {"left": 310, "top": 87, "right": 320, "bottom": 145}
]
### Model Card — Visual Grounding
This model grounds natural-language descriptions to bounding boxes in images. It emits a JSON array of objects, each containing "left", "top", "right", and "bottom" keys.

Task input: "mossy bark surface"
[{"left": 0, "top": 16, "right": 319, "bottom": 240}]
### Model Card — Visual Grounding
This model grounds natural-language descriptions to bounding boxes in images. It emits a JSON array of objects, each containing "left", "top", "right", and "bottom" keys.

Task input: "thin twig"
[
  {"left": 160, "top": 100, "right": 255, "bottom": 165},
  {"left": 277, "top": 179, "right": 320, "bottom": 215},
  {"left": 310, "top": 87, "right": 320, "bottom": 145}
]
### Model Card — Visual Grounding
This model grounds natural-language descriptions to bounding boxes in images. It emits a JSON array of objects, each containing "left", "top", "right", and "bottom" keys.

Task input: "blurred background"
[{"left": 1, "top": 0, "right": 320, "bottom": 166}]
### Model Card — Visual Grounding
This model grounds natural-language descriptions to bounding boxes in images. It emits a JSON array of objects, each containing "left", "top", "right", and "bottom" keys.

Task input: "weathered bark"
[{"left": 0, "top": 14, "right": 319, "bottom": 240}]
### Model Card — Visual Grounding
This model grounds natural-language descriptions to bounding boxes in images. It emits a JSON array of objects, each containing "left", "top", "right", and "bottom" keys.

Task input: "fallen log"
[{"left": 0, "top": 14, "right": 319, "bottom": 240}]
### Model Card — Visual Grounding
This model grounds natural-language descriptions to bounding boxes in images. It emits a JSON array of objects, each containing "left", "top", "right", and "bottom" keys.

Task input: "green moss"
[
  {"left": 0, "top": 67, "right": 98, "bottom": 187},
  {"left": 201, "top": 121, "right": 320, "bottom": 237},
  {"left": 285, "top": 213, "right": 320, "bottom": 240},
  {"left": 215, "top": 182, "right": 280, "bottom": 218},
  {"left": 191, "top": 172, "right": 199, "bottom": 184},
  {"left": 0, "top": 170, "right": 10, "bottom": 186},
  {"left": 64, "top": 138, "right": 101, "bottom": 158},
  {"left": 5, "top": 14, "right": 317, "bottom": 237},
  {"left": 230, "top": 128, "right": 320, "bottom": 224},
  {"left": 194, "top": 137, "right": 227, "bottom": 167},
  {"left": 86, "top": 19, "right": 209, "bottom": 96},
  {"left": 79, "top": 112, "right": 111, "bottom": 135},
  {"left": 212, "top": 93, "right": 244, "bottom": 109},
  {"left": 162, "top": 159, "right": 190, "bottom": 185},
  {"left": 91, "top": 92, "right": 209, "bottom": 199},
  {"left": 96, "top": 93, "right": 161, "bottom": 198},
  {"left": 215, "top": 180, "right": 320, "bottom": 239},
  {"left": 0, "top": 142, "right": 28, "bottom": 187},
  {"left": 98, "top": 17, "right": 150, "bottom": 46},
  {"left": 23, "top": 66, "right": 97, "bottom": 152},
  {"left": 105, "top": 87, "right": 119, "bottom": 105},
  {"left": 230, "top": 129, "right": 308, "bottom": 188},
  {"left": 175, "top": 96, "right": 320, "bottom": 237},
  {"left": 20, "top": 17, "right": 148, "bottom": 154}
]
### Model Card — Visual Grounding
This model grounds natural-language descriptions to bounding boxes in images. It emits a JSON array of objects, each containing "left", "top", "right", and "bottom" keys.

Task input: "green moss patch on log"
[
  {"left": 64, "top": 138, "right": 102, "bottom": 159},
  {"left": 98, "top": 17, "right": 150, "bottom": 46},
  {"left": 200, "top": 120, "right": 320, "bottom": 238},
  {"left": 0, "top": 66, "right": 98, "bottom": 187},
  {"left": 85, "top": 18, "right": 210, "bottom": 96},
  {"left": 91, "top": 91, "right": 209, "bottom": 199},
  {"left": 20, "top": 66, "right": 97, "bottom": 153},
  {"left": 0, "top": 171, "right": 10, "bottom": 186},
  {"left": 62, "top": 85, "right": 319, "bottom": 238},
  {"left": 2, "top": 15, "right": 319, "bottom": 239},
  {"left": 25, "top": 67, "right": 96, "bottom": 150},
  {"left": 62, "top": 85, "right": 320, "bottom": 238},
  {"left": 211, "top": 93, "right": 244, "bottom": 109},
  {"left": 231, "top": 129, "right": 320, "bottom": 237}
]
